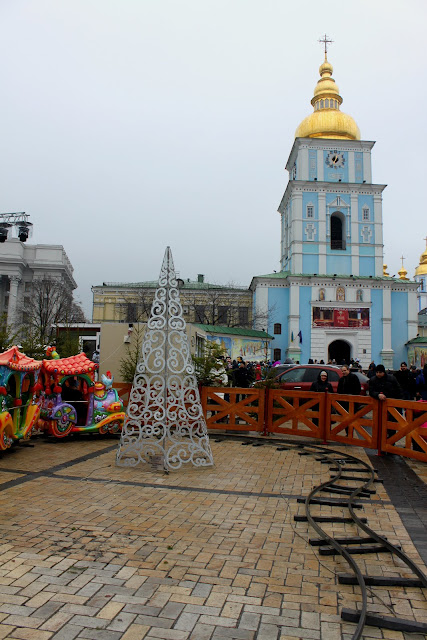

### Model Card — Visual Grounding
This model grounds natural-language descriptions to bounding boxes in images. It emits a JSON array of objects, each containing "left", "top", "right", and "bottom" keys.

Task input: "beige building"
[
  {"left": 98, "top": 322, "right": 206, "bottom": 383},
  {"left": 92, "top": 274, "right": 253, "bottom": 327}
]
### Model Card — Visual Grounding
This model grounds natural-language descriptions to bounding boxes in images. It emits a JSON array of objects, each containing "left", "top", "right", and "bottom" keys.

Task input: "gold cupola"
[
  {"left": 398, "top": 256, "right": 409, "bottom": 281},
  {"left": 383, "top": 264, "right": 390, "bottom": 277},
  {"left": 295, "top": 54, "right": 361, "bottom": 140},
  {"left": 415, "top": 240, "right": 427, "bottom": 277}
]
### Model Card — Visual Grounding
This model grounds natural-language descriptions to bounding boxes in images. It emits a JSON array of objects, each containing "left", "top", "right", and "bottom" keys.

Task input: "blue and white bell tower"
[
  {"left": 281, "top": 138, "right": 385, "bottom": 279},
  {"left": 251, "top": 47, "right": 418, "bottom": 368}
]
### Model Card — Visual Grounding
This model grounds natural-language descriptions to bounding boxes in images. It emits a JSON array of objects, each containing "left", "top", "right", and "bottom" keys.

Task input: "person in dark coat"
[
  {"left": 416, "top": 364, "right": 427, "bottom": 400},
  {"left": 337, "top": 364, "right": 361, "bottom": 436},
  {"left": 369, "top": 364, "right": 402, "bottom": 400},
  {"left": 367, "top": 362, "right": 376, "bottom": 379},
  {"left": 394, "top": 362, "right": 416, "bottom": 399},
  {"left": 337, "top": 364, "right": 361, "bottom": 395},
  {"left": 233, "top": 362, "right": 251, "bottom": 388},
  {"left": 310, "top": 370, "right": 333, "bottom": 393}
]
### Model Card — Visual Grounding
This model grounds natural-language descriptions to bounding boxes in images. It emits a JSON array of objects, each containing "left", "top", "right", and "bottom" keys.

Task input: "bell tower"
[{"left": 279, "top": 47, "right": 385, "bottom": 278}]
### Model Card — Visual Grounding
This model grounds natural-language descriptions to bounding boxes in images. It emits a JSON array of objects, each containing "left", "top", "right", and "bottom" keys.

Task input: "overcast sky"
[{"left": 0, "top": 0, "right": 425, "bottom": 316}]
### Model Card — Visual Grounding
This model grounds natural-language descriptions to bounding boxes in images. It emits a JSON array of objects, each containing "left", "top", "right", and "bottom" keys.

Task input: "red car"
[{"left": 274, "top": 364, "right": 369, "bottom": 395}]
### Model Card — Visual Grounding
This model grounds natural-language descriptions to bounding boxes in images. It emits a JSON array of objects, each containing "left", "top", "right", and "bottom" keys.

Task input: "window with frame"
[
  {"left": 307, "top": 205, "right": 314, "bottom": 218},
  {"left": 238, "top": 307, "right": 249, "bottom": 326},
  {"left": 274, "top": 323, "right": 282, "bottom": 335},
  {"left": 195, "top": 305, "right": 205, "bottom": 323},
  {"left": 362, "top": 207, "right": 370, "bottom": 221},
  {"left": 218, "top": 306, "right": 229, "bottom": 324},
  {"left": 273, "top": 348, "right": 282, "bottom": 362}
]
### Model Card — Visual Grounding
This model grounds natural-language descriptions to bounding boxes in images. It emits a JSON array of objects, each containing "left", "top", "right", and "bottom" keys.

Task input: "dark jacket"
[
  {"left": 310, "top": 372, "right": 333, "bottom": 393},
  {"left": 337, "top": 372, "right": 361, "bottom": 395},
  {"left": 233, "top": 366, "right": 251, "bottom": 388},
  {"left": 416, "top": 366, "right": 427, "bottom": 400},
  {"left": 394, "top": 368, "right": 416, "bottom": 398},
  {"left": 369, "top": 373, "right": 402, "bottom": 399}
]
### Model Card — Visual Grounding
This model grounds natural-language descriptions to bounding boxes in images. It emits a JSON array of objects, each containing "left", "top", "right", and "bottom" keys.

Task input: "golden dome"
[
  {"left": 383, "top": 264, "right": 390, "bottom": 277},
  {"left": 415, "top": 244, "right": 427, "bottom": 276},
  {"left": 295, "top": 55, "right": 361, "bottom": 140}
]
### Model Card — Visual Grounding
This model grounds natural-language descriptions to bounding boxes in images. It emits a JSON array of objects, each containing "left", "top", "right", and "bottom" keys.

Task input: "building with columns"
[
  {"left": 0, "top": 239, "right": 76, "bottom": 328},
  {"left": 251, "top": 53, "right": 418, "bottom": 369}
]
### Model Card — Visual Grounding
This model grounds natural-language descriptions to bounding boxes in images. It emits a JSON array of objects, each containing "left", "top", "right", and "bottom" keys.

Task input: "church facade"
[{"left": 251, "top": 53, "right": 418, "bottom": 369}]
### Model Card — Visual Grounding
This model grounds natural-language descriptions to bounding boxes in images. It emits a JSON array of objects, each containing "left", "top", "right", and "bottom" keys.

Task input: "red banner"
[{"left": 333, "top": 309, "right": 348, "bottom": 327}]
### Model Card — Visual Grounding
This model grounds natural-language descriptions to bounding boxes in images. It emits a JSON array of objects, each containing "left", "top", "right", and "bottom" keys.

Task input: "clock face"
[{"left": 326, "top": 151, "right": 345, "bottom": 169}]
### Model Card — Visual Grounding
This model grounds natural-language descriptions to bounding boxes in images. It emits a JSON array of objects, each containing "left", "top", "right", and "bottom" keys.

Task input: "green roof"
[
  {"left": 253, "top": 271, "right": 414, "bottom": 283},
  {"left": 406, "top": 336, "right": 427, "bottom": 345},
  {"left": 195, "top": 324, "right": 273, "bottom": 339}
]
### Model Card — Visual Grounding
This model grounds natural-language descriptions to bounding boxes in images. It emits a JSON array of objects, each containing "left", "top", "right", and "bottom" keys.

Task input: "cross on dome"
[{"left": 318, "top": 34, "right": 333, "bottom": 58}]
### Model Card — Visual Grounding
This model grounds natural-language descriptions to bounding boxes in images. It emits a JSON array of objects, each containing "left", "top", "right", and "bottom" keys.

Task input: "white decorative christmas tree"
[{"left": 116, "top": 247, "right": 214, "bottom": 470}]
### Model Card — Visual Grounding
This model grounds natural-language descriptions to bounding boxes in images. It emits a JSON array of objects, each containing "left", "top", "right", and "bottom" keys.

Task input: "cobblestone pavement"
[{"left": 0, "top": 436, "right": 426, "bottom": 640}]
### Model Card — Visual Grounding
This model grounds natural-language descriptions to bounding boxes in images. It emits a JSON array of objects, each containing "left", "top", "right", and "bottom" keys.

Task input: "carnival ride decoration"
[
  {"left": 0, "top": 346, "right": 42, "bottom": 450},
  {"left": 45, "top": 346, "right": 60, "bottom": 359},
  {"left": 37, "top": 354, "right": 125, "bottom": 438}
]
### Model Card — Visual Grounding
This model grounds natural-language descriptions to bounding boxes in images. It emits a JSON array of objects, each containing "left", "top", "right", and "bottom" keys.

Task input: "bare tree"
[{"left": 20, "top": 277, "right": 83, "bottom": 346}]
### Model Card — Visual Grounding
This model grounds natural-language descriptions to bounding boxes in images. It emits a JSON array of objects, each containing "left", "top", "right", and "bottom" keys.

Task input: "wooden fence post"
[
  {"left": 263, "top": 388, "right": 269, "bottom": 436},
  {"left": 322, "top": 391, "right": 328, "bottom": 444},
  {"left": 377, "top": 399, "right": 383, "bottom": 456}
]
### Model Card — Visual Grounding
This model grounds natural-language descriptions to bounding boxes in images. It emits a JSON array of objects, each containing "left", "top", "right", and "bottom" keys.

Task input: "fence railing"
[{"left": 115, "top": 383, "right": 427, "bottom": 462}]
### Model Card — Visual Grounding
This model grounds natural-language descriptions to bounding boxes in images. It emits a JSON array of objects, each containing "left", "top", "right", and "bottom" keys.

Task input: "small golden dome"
[
  {"left": 295, "top": 55, "right": 360, "bottom": 140},
  {"left": 415, "top": 245, "right": 427, "bottom": 276},
  {"left": 398, "top": 267, "right": 409, "bottom": 281},
  {"left": 383, "top": 264, "right": 390, "bottom": 277}
]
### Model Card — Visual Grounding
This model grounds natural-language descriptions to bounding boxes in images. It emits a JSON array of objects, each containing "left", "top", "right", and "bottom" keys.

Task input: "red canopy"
[
  {"left": 42, "top": 353, "right": 99, "bottom": 377},
  {"left": 0, "top": 346, "right": 42, "bottom": 372}
]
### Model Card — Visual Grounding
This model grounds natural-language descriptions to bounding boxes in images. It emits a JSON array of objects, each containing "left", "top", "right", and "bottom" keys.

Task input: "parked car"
[
  {"left": 266, "top": 364, "right": 295, "bottom": 379},
  {"left": 273, "top": 364, "right": 369, "bottom": 394}
]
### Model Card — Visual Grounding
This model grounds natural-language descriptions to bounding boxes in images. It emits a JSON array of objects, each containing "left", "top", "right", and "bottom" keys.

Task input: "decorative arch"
[{"left": 328, "top": 339, "right": 351, "bottom": 364}]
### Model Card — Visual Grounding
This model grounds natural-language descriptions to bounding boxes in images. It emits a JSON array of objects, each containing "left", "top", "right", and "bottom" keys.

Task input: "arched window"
[
  {"left": 330, "top": 213, "right": 345, "bottom": 250},
  {"left": 356, "top": 289, "right": 363, "bottom": 302},
  {"left": 273, "top": 348, "right": 281, "bottom": 361},
  {"left": 274, "top": 323, "right": 282, "bottom": 335}
]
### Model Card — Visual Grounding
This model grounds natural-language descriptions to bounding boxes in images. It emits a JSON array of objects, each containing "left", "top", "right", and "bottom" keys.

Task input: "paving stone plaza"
[{"left": 0, "top": 437, "right": 426, "bottom": 640}]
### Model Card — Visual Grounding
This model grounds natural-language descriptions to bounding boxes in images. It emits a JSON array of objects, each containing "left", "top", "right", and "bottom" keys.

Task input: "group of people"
[{"left": 309, "top": 361, "right": 427, "bottom": 403}]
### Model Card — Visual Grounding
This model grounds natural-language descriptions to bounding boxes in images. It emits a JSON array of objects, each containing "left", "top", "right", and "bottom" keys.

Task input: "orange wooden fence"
[
  {"left": 115, "top": 383, "right": 427, "bottom": 462},
  {"left": 201, "top": 387, "right": 265, "bottom": 432},
  {"left": 380, "top": 399, "right": 427, "bottom": 461}
]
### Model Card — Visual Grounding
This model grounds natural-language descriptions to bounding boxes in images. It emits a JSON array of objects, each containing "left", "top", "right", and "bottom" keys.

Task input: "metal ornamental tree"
[{"left": 116, "top": 247, "right": 214, "bottom": 470}]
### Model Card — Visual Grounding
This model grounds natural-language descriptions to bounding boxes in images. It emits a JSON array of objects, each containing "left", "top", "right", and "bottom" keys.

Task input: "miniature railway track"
[{"left": 213, "top": 434, "right": 427, "bottom": 640}]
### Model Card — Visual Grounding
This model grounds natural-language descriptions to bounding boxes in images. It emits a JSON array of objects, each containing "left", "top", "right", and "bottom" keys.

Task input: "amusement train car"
[
  {"left": 37, "top": 354, "right": 125, "bottom": 438},
  {"left": 0, "top": 346, "right": 42, "bottom": 450}
]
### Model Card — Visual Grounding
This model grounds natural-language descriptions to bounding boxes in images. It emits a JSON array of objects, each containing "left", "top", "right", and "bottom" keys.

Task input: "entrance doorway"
[{"left": 328, "top": 339, "right": 351, "bottom": 364}]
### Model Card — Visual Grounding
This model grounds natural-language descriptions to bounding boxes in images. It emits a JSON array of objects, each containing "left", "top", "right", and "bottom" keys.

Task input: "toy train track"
[{"left": 213, "top": 434, "right": 427, "bottom": 640}]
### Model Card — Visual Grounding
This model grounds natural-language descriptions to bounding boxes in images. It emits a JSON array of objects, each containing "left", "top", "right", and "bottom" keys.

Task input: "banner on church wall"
[{"left": 312, "top": 307, "right": 370, "bottom": 329}]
